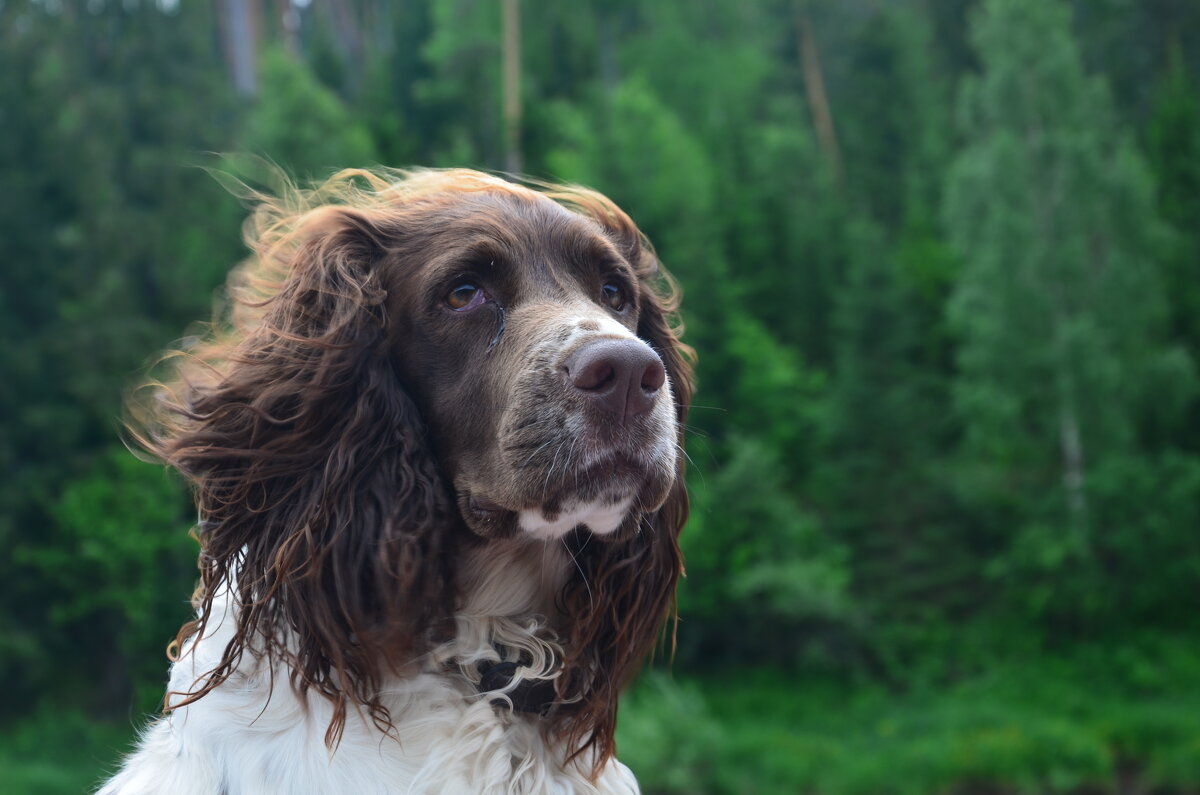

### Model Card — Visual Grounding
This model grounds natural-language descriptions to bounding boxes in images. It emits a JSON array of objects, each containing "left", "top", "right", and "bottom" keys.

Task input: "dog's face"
[{"left": 385, "top": 189, "right": 678, "bottom": 542}]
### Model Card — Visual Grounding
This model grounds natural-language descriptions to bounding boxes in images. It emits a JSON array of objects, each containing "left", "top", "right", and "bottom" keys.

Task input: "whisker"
[
  {"left": 519, "top": 438, "right": 556, "bottom": 469},
  {"left": 573, "top": 523, "right": 594, "bottom": 556},
  {"left": 542, "top": 438, "right": 569, "bottom": 501},
  {"left": 676, "top": 441, "right": 705, "bottom": 488},
  {"left": 682, "top": 403, "right": 727, "bottom": 412},
  {"left": 561, "top": 532, "right": 593, "bottom": 611},
  {"left": 676, "top": 441, "right": 698, "bottom": 470},
  {"left": 569, "top": 437, "right": 582, "bottom": 496},
  {"left": 504, "top": 437, "right": 558, "bottom": 452},
  {"left": 506, "top": 414, "right": 559, "bottom": 433},
  {"left": 679, "top": 432, "right": 720, "bottom": 469}
]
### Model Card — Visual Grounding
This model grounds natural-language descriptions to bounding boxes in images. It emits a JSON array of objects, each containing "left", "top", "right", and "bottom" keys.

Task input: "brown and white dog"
[{"left": 99, "top": 169, "right": 692, "bottom": 794}]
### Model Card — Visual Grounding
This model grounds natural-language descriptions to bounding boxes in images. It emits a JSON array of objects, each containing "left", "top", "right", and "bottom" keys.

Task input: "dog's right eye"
[
  {"left": 446, "top": 283, "right": 487, "bottom": 312},
  {"left": 600, "top": 283, "right": 627, "bottom": 312}
]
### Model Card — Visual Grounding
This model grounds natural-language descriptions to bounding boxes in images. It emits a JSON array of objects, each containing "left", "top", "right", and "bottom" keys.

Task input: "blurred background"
[{"left": 2, "top": 0, "right": 1200, "bottom": 792}]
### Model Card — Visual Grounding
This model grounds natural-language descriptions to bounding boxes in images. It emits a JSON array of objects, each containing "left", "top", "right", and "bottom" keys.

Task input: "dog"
[{"left": 99, "top": 168, "right": 693, "bottom": 794}]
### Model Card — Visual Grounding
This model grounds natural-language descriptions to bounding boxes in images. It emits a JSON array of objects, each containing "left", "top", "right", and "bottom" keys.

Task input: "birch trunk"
[
  {"left": 219, "top": 0, "right": 259, "bottom": 97},
  {"left": 1058, "top": 393, "right": 1089, "bottom": 526},
  {"left": 502, "top": 0, "right": 523, "bottom": 174}
]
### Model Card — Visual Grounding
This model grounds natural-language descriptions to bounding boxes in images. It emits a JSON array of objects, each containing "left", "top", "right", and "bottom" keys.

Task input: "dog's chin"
[{"left": 456, "top": 458, "right": 675, "bottom": 543}]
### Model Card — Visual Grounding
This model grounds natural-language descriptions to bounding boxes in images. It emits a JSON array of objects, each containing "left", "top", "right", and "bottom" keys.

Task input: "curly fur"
[{"left": 102, "top": 168, "right": 693, "bottom": 793}]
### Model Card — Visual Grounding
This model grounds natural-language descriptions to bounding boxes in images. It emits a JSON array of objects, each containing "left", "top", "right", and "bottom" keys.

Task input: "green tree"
[
  {"left": 241, "top": 47, "right": 377, "bottom": 177},
  {"left": 21, "top": 448, "right": 194, "bottom": 713},
  {"left": 419, "top": 0, "right": 503, "bottom": 166},
  {"left": 0, "top": 0, "right": 240, "bottom": 717},
  {"left": 945, "top": 0, "right": 1194, "bottom": 631},
  {"left": 1147, "top": 45, "right": 1200, "bottom": 451},
  {"left": 613, "top": 1, "right": 850, "bottom": 368},
  {"left": 841, "top": 7, "right": 950, "bottom": 236},
  {"left": 811, "top": 219, "right": 968, "bottom": 671}
]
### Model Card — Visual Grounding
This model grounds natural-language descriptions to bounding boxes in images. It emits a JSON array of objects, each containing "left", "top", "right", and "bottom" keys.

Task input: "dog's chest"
[{"left": 153, "top": 626, "right": 638, "bottom": 794}]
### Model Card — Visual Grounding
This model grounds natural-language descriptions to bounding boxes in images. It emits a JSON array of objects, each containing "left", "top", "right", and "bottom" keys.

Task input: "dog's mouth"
[
  {"left": 457, "top": 450, "right": 674, "bottom": 541},
  {"left": 463, "top": 453, "right": 649, "bottom": 516},
  {"left": 564, "top": 452, "right": 655, "bottom": 491}
]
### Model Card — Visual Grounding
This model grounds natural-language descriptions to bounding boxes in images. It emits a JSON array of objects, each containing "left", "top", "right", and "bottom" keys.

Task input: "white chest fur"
[{"left": 98, "top": 545, "right": 640, "bottom": 795}]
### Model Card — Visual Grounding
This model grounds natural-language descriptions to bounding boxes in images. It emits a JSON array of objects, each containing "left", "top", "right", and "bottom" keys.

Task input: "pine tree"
[
  {"left": 814, "top": 219, "right": 970, "bottom": 663},
  {"left": 1147, "top": 44, "right": 1200, "bottom": 451},
  {"left": 240, "top": 47, "right": 377, "bottom": 178}
]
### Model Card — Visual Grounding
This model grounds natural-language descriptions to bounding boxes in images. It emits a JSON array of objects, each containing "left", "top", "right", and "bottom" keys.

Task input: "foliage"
[
  {"left": 0, "top": 707, "right": 133, "bottom": 795},
  {"left": 0, "top": 0, "right": 240, "bottom": 718},
  {"left": 242, "top": 46, "right": 378, "bottom": 177},
  {"left": 19, "top": 446, "right": 195, "bottom": 712},
  {"left": 615, "top": 673, "right": 727, "bottom": 794},
  {"left": 681, "top": 432, "right": 851, "bottom": 665},
  {"left": 622, "top": 640, "right": 1200, "bottom": 795}
]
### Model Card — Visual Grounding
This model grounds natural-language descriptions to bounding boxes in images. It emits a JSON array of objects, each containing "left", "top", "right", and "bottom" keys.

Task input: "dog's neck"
[{"left": 457, "top": 535, "right": 574, "bottom": 622}]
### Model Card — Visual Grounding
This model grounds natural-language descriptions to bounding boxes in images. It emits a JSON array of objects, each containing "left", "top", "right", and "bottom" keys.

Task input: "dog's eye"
[
  {"left": 601, "top": 283, "right": 626, "bottom": 312},
  {"left": 446, "top": 283, "right": 487, "bottom": 312}
]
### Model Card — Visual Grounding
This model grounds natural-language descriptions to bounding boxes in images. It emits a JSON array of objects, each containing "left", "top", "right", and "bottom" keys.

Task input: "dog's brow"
[{"left": 554, "top": 228, "right": 629, "bottom": 275}]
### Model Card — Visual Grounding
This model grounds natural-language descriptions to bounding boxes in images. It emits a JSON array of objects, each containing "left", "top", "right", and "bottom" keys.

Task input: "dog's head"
[
  {"left": 137, "top": 169, "right": 692, "bottom": 771},
  {"left": 384, "top": 175, "right": 683, "bottom": 541}
]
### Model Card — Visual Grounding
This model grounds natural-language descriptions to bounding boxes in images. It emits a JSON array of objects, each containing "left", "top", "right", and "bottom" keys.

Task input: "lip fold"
[{"left": 469, "top": 494, "right": 507, "bottom": 515}]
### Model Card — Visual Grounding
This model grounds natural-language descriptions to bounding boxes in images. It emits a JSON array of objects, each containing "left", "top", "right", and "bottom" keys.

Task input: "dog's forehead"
[{"left": 424, "top": 190, "right": 620, "bottom": 272}]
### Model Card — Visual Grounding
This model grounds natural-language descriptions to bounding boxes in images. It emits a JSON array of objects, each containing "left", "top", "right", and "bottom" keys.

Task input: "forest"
[{"left": 2, "top": 0, "right": 1199, "bottom": 792}]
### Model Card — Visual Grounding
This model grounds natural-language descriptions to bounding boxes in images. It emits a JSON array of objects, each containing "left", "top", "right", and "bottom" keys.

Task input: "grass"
[
  {"left": 0, "top": 707, "right": 138, "bottom": 795},
  {"left": 618, "top": 639, "right": 1200, "bottom": 794}
]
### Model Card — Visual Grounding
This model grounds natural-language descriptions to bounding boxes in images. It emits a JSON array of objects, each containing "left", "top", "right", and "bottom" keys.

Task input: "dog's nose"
[{"left": 564, "top": 338, "right": 666, "bottom": 422}]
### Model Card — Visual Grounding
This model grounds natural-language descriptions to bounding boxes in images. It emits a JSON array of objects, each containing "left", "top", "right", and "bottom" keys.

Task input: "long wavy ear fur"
[
  {"left": 130, "top": 171, "right": 691, "bottom": 772},
  {"left": 133, "top": 181, "right": 453, "bottom": 745},
  {"left": 545, "top": 188, "right": 695, "bottom": 773}
]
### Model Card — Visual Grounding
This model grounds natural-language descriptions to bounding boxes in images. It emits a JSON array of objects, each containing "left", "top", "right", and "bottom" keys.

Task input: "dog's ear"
[
  {"left": 136, "top": 197, "right": 453, "bottom": 745},
  {"left": 545, "top": 189, "right": 695, "bottom": 774}
]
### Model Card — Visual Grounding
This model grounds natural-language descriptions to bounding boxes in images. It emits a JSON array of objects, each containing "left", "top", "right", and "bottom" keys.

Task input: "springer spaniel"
[{"left": 99, "top": 169, "right": 692, "bottom": 794}]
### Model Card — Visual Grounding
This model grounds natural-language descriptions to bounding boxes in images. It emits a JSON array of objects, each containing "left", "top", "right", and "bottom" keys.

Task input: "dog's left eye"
[
  {"left": 446, "top": 283, "right": 487, "bottom": 312},
  {"left": 601, "top": 283, "right": 626, "bottom": 312}
]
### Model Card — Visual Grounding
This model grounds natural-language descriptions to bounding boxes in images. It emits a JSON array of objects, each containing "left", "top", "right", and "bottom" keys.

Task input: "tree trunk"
[
  {"left": 219, "top": 0, "right": 260, "bottom": 97},
  {"left": 794, "top": 1, "right": 844, "bottom": 191},
  {"left": 325, "top": 0, "right": 364, "bottom": 95},
  {"left": 1058, "top": 394, "right": 1089, "bottom": 527},
  {"left": 598, "top": 7, "right": 619, "bottom": 93},
  {"left": 502, "top": 0, "right": 523, "bottom": 174},
  {"left": 276, "top": 0, "right": 299, "bottom": 57}
]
